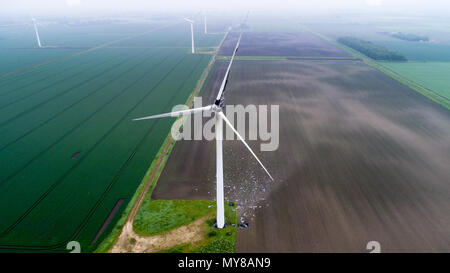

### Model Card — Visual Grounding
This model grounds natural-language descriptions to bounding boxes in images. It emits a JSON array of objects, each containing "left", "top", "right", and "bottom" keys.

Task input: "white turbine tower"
[
  {"left": 32, "top": 18, "right": 42, "bottom": 48},
  {"left": 204, "top": 15, "right": 207, "bottom": 34},
  {"left": 184, "top": 18, "right": 195, "bottom": 54},
  {"left": 133, "top": 33, "right": 273, "bottom": 229}
]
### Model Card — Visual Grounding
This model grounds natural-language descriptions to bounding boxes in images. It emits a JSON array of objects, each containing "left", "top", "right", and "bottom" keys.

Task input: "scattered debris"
[{"left": 237, "top": 222, "right": 249, "bottom": 229}]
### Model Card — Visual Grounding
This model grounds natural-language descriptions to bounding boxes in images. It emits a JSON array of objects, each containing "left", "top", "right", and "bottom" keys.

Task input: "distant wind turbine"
[
  {"left": 184, "top": 18, "right": 195, "bottom": 54},
  {"left": 204, "top": 15, "right": 207, "bottom": 34},
  {"left": 132, "top": 32, "right": 274, "bottom": 229},
  {"left": 32, "top": 18, "right": 42, "bottom": 48}
]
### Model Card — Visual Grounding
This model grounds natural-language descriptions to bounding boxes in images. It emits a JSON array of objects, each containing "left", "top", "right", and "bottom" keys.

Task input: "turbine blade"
[
  {"left": 219, "top": 112, "right": 274, "bottom": 181},
  {"left": 32, "top": 18, "right": 42, "bottom": 48},
  {"left": 133, "top": 105, "right": 212, "bottom": 121},
  {"left": 214, "top": 32, "right": 242, "bottom": 104}
]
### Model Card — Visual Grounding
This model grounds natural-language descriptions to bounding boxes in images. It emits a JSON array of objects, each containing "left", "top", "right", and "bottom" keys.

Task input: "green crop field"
[
  {"left": 375, "top": 41, "right": 450, "bottom": 62},
  {"left": 0, "top": 20, "right": 219, "bottom": 252},
  {"left": 380, "top": 62, "right": 450, "bottom": 100},
  {"left": 370, "top": 41, "right": 450, "bottom": 107}
]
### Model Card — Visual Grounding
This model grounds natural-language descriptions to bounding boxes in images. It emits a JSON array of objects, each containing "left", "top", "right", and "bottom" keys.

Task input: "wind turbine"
[
  {"left": 184, "top": 18, "right": 195, "bottom": 54},
  {"left": 133, "top": 33, "right": 273, "bottom": 229},
  {"left": 204, "top": 15, "right": 207, "bottom": 34},
  {"left": 32, "top": 18, "right": 42, "bottom": 48}
]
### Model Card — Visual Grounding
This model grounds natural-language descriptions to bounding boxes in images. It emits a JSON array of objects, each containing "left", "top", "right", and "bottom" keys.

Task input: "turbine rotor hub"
[{"left": 212, "top": 104, "right": 222, "bottom": 113}]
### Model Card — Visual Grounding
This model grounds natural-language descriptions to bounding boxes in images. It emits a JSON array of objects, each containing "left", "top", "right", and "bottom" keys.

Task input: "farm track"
[
  {"left": 0, "top": 50, "right": 168, "bottom": 180},
  {"left": 70, "top": 56, "right": 206, "bottom": 244},
  {"left": 111, "top": 29, "right": 230, "bottom": 252},
  {"left": 128, "top": 57, "right": 215, "bottom": 223},
  {"left": 0, "top": 54, "right": 191, "bottom": 240}
]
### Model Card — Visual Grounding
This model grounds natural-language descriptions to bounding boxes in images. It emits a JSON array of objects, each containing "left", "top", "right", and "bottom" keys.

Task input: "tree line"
[
  {"left": 338, "top": 37, "right": 407, "bottom": 61},
  {"left": 391, "top": 32, "right": 429, "bottom": 42}
]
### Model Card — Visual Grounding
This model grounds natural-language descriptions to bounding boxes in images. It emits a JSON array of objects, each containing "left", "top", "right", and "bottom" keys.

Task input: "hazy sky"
[{"left": 2, "top": 0, "right": 450, "bottom": 15}]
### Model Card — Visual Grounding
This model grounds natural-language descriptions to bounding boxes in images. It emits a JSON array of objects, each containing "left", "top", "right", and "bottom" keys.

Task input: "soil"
[
  {"left": 153, "top": 59, "right": 450, "bottom": 252},
  {"left": 219, "top": 32, "right": 351, "bottom": 57}
]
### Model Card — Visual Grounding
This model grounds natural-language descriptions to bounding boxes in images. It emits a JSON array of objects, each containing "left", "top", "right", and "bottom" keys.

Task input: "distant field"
[
  {"left": 219, "top": 32, "right": 350, "bottom": 57},
  {"left": 372, "top": 40, "right": 450, "bottom": 105},
  {"left": 305, "top": 25, "right": 450, "bottom": 108},
  {"left": 0, "top": 48, "right": 81, "bottom": 75},
  {"left": 0, "top": 23, "right": 150, "bottom": 75},
  {"left": 0, "top": 36, "right": 212, "bottom": 252},
  {"left": 115, "top": 24, "right": 224, "bottom": 48},
  {"left": 380, "top": 62, "right": 450, "bottom": 100},
  {"left": 0, "top": 20, "right": 222, "bottom": 76}
]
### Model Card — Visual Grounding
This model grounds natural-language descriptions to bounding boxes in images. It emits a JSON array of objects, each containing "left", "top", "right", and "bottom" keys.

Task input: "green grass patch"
[
  {"left": 190, "top": 204, "right": 237, "bottom": 253},
  {"left": 152, "top": 200, "right": 238, "bottom": 253},
  {"left": 133, "top": 200, "right": 216, "bottom": 236},
  {"left": 157, "top": 243, "right": 192, "bottom": 253}
]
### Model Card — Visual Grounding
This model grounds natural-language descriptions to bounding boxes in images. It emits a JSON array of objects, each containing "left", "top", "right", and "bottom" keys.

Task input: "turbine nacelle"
[{"left": 212, "top": 103, "right": 223, "bottom": 113}]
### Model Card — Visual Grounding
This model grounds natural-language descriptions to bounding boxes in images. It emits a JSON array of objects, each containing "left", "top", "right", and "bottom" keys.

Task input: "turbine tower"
[
  {"left": 32, "top": 18, "right": 42, "bottom": 48},
  {"left": 133, "top": 32, "right": 274, "bottom": 229},
  {"left": 204, "top": 15, "right": 207, "bottom": 34},
  {"left": 185, "top": 18, "right": 195, "bottom": 54}
]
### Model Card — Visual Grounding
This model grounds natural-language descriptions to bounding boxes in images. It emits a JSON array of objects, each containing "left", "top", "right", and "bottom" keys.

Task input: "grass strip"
[{"left": 95, "top": 53, "right": 216, "bottom": 253}]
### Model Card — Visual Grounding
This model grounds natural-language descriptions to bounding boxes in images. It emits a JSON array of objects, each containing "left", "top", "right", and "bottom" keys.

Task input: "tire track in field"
[
  {"left": 0, "top": 48, "right": 158, "bottom": 153},
  {"left": 0, "top": 52, "right": 133, "bottom": 128},
  {"left": 0, "top": 51, "right": 84, "bottom": 81},
  {"left": 0, "top": 51, "right": 104, "bottom": 97},
  {"left": 0, "top": 50, "right": 171, "bottom": 184},
  {"left": 0, "top": 48, "right": 99, "bottom": 90},
  {"left": 0, "top": 21, "right": 184, "bottom": 80},
  {"left": 71, "top": 55, "right": 207, "bottom": 242},
  {"left": 0, "top": 50, "right": 129, "bottom": 116},
  {"left": 0, "top": 52, "right": 119, "bottom": 108},
  {"left": 0, "top": 49, "right": 104, "bottom": 94},
  {"left": 0, "top": 54, "right": 190, "bottom": 238}
]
